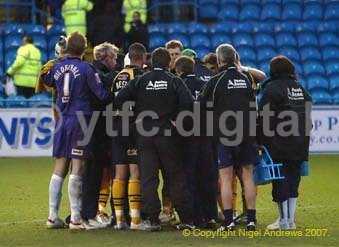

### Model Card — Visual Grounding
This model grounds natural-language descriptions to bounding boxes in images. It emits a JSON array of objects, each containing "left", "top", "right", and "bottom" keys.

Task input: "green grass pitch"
[{"left": 0, "top": 155, "right": 338, "bottom": 247}]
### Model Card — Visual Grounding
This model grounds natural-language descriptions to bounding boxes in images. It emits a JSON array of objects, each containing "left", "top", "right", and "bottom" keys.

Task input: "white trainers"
[
  {"left": 95, "top": 213, "right": 111, "bottom": 227},
  {"left": 289, "top": 221, "right": 296, "bottom": 230},
  {"left": 88, "top": 218, "right": 108, "bottom": 229},
  {"left": 266, "top": 218, "right": 280, "bottom": 230},
  {"left": 114, "top": 221, "right": 129, "bottom": 230},
  {"left": 69, "top": 220, "right": 97, "bottom": 230},
  {"left": 159, "top": 212, "right": 175, "bottom": 223},
  {"left": 130, "top": 222, "right": 143, "bottom": 230},
  {"left": 46, "top": 218, "right": 65, "bottom": 229}
]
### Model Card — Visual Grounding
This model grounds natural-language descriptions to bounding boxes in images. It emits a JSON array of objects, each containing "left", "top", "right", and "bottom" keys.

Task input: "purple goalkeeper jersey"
[{"left": 43, "top": 56, "right": 112, "bottom": 116}]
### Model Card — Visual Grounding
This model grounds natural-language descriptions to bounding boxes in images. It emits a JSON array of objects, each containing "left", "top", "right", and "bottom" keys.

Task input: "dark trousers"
[
  {"left": 182, "top": 136, "right": 218, "bottom": 224},
  {"left": 16, "top": 86, "right": 35, "bottom": 98},
  {"left": 272, "top": 160, "right": 302, "bottom": 202},
  {"left": 137, "top": 135, "right": 194, "bottom": 223},
  {"left": 81, "top": 119, "right": 112, "bottom": 220}
]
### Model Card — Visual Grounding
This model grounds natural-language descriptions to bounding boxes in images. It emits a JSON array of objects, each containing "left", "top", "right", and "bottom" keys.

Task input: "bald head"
[{"left": 216, "top": 44, "right": 237, "bottom": 67}]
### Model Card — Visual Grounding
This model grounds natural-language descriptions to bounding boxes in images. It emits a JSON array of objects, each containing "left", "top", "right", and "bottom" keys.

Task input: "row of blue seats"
[
  {"left": 0, "top": 34, "right": 63, "bottom": 52},
  {"left": 0, "top": 90, "right": 338, "bottom": 106},
  {"left": 198, "top": 0, "right": 338, "bottom": 4},
  {"left": 150, "top": 32, "right": 338, "bottom": 49},
  {"left": 0, "top": 94, "right": 52, "bottom": 108},
  {"left": 0, "top": 24, "right": 64, "bottom": 37},
  {"left": 198, "top": 1, "right": 339, "bottom": 20},
  {"left": 149, "top": 21, "right": 339, "bottom": 34}
]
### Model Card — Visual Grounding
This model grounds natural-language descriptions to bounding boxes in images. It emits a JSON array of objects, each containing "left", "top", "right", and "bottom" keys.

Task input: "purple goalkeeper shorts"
[{"left": 53, "top": 115, "right": 92, "bottom": 160}]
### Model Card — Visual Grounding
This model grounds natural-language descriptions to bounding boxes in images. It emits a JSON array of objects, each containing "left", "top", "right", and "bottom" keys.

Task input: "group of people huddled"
[{"left": 39, "top": 31, "right": 312, "bottom": 232}]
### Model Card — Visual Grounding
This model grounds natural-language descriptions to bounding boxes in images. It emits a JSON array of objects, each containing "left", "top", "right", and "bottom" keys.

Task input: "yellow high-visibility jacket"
[
  {"left": 62, "top": 0, "right": 93, "bottom": 36},
  {"left": 7, "top": 43, "right": 42, "bottom": 88}
]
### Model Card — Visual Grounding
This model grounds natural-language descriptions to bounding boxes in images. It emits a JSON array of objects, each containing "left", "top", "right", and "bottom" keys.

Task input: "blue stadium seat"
[
  {"left": 276, "top": 32, "right": 297, "bottom": 47},
  {"left": 275, "top": 22, "right": 299, "bottom": 33},
  {"left": 237, "top": 47, "right": 256, "bottom": 62},
  {"left": 322, "top": 47, "right": 339, "bottom": 61},
  {"left": 0, "top": 96, "right": 5, "bottom": 108},
  {"left": 187, "top": 23, "right": 208, "bottom": 34},
  {"left": 28, "top": 93, "right": 52, "bottom": 108},
  {"left": 282, "top": 0, "right": 300, "bottom": 3},
  {"left": 196, "top": 47, "right": 210, "bottom": 59},
  {"left": 149, "top": 35, "right": 167, "bottom": 49},
  {"left": 40, "top": 51, "right": 47, "bottom": 63},
  {"left": 190, "top": 34, "right": 210, "bottom": 48},
  {"left": 3, "top": 24, "right": 24, "bottom": 36},
  {"left": 278, "top": 47, "right": 300, "bottom": 61},
  {"left": 211, "top": 34, "right": 232, "bottom": 48},
  {"left": 233, "top": 33, "right": 254, "bottom": 47},
  {"left": 24, "top": 24, "right": 46, "bottom": 35},
  {"left": 199, "top": 4, "right": 218, "bottom": 19},
  {"left": 4, "top": 35, "right": 22, "bottom": 49},
  {"left": 293, "top": 62, "right": 303, "bottom": 75},
  {"left": 261, "top": 3, "right": 281, "bottom": 20},
  {"left": 33, "top": 36, "right": 47, "bottom": 51},
  {"left": 220, "top": 0, "right": 238, "bottom": 4},
  {"left": 325, "top": 62, "right": 339, "bottom": 76},
  {"left": 307, "top": 76, "right": 329, "bottom": 91},
  {"left": 303, "top": 61, "right": 325, "bottom": 76},
  {"left": 167, "top": 23, "right": 187, "bottom": 34},
  {"left": 311, "top": 89, "right": 332, "bottom": 104},
  {"left": 209, "top": 22, "right": 235, "bottom": 34},
  {"left": 329, "top": 76, "right": 339, "bottom": 91},
  {"left": 317, "top": 21, "right": 338, "bottom": 32},
  {"left": 303, "top": 2, "right": 323, "bottom": 20},
  {"left": 257, "top": 47, "right": 276, "bottom": 62},
  {"left": 5, "top": 95, "right": 28, "bottom": 108},
  {"left": 0, "top": 81, "right": 4, "bottom": 97},
  {"left": 47, "top": 25, "right": 65, "bottom": 36},
  {"left": 239, "top": 4, "right": 261, "bottom": 21},
  {"left": 255, "top": 23, "right": 275, "bottom": 33},
  {"left": 282, "top": 3, "right": 301, "bottom": 20},
  {"left": 168, "top": 33, "right": 190, "bottom": 47},
  {"left": 148, "top": 25, "right": 163, "bottom": 34},
  {"left": 199, "top": 0, "right": 216, "bottom": 5},
  {"left": 48, "top": 36, "right": 61, "bottom": 51},
  {"left": 259, "top": 62, "right": 270, "bottom": 74},
  {"left": 300, "top": 47, "right": 322, "bottom": 61},
  {"left": 255, "top": 33, "right": 275, "bottom": 47},
  {"left": 297, "top": 32, "right": 318, "bottom": 47},
  {"left": 319, "top": 33, "right": 339, "bottom": 46},
  {"left": 5, "top": 49, "right": 17, "bottom": 69},
  {"left": 235, "top": 22, "right": 255, "bottom": 33},
  {"left": 332, "top": 91, "right": 339, "bottom": 104},
  {"left": 218, "top": 5, "right": 239, "bottom": 21},
  {"left": 324, "top": 2, "right": 339, "bottom": 20},
  {"left": 265, "top": 0, "right": 281, "bottom": 3}
]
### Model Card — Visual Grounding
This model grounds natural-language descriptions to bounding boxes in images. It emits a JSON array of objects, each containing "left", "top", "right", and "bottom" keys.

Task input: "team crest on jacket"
[
  {"left": 227, "top": 79, "right": 248, "bottom": 89},
  {"left": 146, "top": 80, "right": 168, "bottom": 90}
]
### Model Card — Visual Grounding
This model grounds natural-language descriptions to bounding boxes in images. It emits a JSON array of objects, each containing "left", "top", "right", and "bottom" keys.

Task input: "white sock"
[
  {"left": 49, "top": 174, "right": 64, "bottom": 220},
  {"left": 279, "top": 200, "right": 288, "bottom": 226},
  {"left": 288, "top": 197, "right": 297, "bottom": 224},
  {"left": 68, "top": 174, "right": 82, "bottom": 223}
]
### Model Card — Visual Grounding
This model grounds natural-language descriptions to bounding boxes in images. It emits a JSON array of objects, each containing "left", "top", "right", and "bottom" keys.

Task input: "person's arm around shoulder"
[
  {"left": 86, "top": 63, "right": 112, "bottom": 103},
  {"left": 114, "top": 77, "right": 139, "bottom": 108}
]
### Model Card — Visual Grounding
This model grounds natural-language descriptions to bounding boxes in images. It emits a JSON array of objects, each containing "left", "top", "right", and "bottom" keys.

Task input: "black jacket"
[
  {"left": 127, "top": 20, "right": 149, "bottom": 49},
  {"left": 194, "top": 59, "right": 213, "bottom": 83},
  {"left": 199, "top": 65, "right": 256, "bottom": 143},
  {"left": 180, "top": 73, "right": 205, "bottom": 100},
  {"left": 258, "top": 74, "right": 312, "bottom": 161},
  {"left": 115, "top": 68, "right": 193, "bottom": 136}
]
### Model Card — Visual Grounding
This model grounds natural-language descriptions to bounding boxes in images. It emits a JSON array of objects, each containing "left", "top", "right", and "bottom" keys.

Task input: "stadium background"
[{"left": 0, "top": 0, "right": 338, "bottom": 246}]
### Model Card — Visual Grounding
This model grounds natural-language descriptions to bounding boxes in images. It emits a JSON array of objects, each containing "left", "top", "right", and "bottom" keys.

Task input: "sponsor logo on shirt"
[
  {"left": 71, "top": 148, "right": 84, "bottom": 156},
  {"left": 227, "top": 79, "right": 248, "bottom": 89},
  {"left": 287, "top": 87, "right": 305, "bottom": 101},
  {"left": 146, "top": 80, "right": 168, "bottom": 90}
]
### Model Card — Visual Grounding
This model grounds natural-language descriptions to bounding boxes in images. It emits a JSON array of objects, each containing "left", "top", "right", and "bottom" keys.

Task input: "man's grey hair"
[{"left": 216, "top": 44, "right": 237, "bottom": 66}]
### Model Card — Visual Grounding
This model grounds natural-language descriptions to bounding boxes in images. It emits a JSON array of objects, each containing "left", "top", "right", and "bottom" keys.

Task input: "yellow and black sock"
[
  {"left": 98, "top": 167, "right": 111, "bottom": 213},
  {"left": 128, "top": 179, "right": 141, "bottom": 225},
  {"left": 112, "top": 179, "right": 126, "bottom": 224}
]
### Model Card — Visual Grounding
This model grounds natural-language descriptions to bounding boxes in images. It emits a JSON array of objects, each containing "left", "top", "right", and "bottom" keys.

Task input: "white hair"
[{"left": 216, "top": 43, "right": 236, "bottom": 65}]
